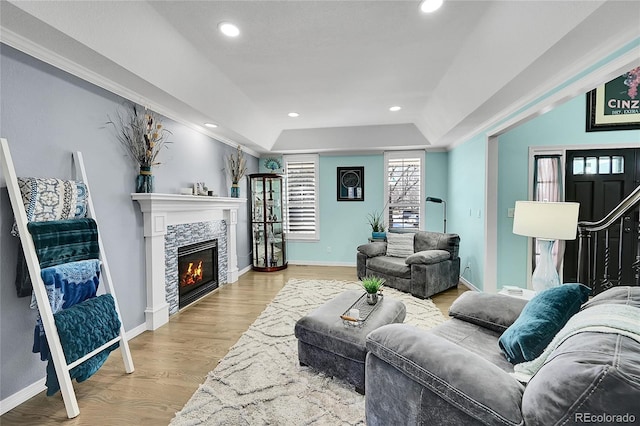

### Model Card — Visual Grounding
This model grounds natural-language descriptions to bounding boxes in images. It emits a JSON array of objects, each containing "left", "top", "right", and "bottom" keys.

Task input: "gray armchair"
[{"left": 356, "top": 230, "right": 460, "bottom": 299}]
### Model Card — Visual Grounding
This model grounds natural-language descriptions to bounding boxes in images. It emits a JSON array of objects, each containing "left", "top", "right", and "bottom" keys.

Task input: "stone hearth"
[{"left": 132, "top": 193, "right": 245, "bottom": 330}]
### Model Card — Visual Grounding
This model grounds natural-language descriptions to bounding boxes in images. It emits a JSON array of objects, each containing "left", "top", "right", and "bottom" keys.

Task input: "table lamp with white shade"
[{"left": 512, "top": 201, "right": 580, "bottom": 292}]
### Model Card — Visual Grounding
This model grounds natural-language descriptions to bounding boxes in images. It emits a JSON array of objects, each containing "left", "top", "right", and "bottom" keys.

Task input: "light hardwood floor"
[{"left": 1, "top": 265, "right": 468, "bottom": 425}]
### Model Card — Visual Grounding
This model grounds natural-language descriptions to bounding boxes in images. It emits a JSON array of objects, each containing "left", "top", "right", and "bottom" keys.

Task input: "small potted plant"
[
  {"left": 361, "top": 275, "right": 384, "bottom": 305},
  {"left": 367, "top": 210, "right": 386, "bottom": 240}
]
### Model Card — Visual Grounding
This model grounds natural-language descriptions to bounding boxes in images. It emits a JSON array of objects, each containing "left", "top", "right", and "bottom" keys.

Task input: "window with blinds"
[
  {"left": 283, "top": 154, "right": 319, "bottom": 240},
  {"left": 385, "top": 152, "right": 423, "bottom": 229},
  {"left": 534, "top": 156, "right": 562, "bottom": 203}
]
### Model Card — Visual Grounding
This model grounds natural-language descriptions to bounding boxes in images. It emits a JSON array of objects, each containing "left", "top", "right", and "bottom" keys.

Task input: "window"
[
  {"left": 572, "top": 155, "right": 624, "bottom": 175},
  {"left": 533, "top": 155, "right": 563, "bottom": 271},
  {"left": 283, "top": 154, "right": 319, "bottom": 240},
  {"left": 384, "top": 151, "right": 424, "bottom": 230},
  {"left": 534, "top": 156, "right": 562, "bottom": 203}
]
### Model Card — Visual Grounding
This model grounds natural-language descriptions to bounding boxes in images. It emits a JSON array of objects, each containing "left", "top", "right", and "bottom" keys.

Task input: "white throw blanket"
[{"left": 512, "top": 303, "right": 640, "bottom": 383}]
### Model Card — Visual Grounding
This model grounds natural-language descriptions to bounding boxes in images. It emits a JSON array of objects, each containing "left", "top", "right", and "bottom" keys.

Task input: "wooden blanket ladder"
[{"left": 0, "top": 138, "right": 134, "bottom": 418}]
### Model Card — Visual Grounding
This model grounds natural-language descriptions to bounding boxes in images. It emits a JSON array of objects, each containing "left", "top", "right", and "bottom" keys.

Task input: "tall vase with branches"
[
  {"left": 107, "top": 104, "right": 171, "bottom": 193},
  {"left": 228, "top": 145, "right": 247, "bottom": 197}
]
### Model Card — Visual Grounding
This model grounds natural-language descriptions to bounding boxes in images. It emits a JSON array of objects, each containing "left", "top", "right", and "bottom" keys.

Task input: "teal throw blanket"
[
  {"left": 16, "top": 218, "right": 99, "bottom": 297},
  {"left": 45, "top": 294, "right": 121, "bottom": 396},
  {"left": 27, "top": 218, "right": 99, "bottom": 268}
]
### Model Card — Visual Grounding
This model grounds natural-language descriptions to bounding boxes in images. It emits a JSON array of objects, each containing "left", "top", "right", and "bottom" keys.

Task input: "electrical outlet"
[
  {"left": 462, "top": 262, "right": 471, "bottom": 277},
  {"left": 327, "top": 246, "right": 332, "bottom": 253}
]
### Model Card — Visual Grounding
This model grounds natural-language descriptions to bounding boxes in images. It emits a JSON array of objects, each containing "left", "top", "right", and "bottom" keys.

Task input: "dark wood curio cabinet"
[{"left": 249, "top": 173, "right": 287, "bottom": 271}]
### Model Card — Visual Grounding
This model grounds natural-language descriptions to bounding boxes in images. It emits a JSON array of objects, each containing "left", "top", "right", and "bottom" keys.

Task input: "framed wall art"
[
  {"left": 337, "top": 166, "right": 364, "bottom": 201},
  {"left": 586, "top": 66, "right": 640, "bottom": 132}
]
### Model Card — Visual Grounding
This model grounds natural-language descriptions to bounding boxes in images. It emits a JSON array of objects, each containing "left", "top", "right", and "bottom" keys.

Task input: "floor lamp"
[
  {"left": 512, "top": 201, "right": 580, "bottom": 292},
  {"left": 426, "top": 197, "right": 447, "bottom": 233}
]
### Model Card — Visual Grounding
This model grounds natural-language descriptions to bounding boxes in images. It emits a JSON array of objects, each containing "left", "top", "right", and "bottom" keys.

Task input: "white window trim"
[
  {"left": 283, "top": 153, "right": 320, "bottom": 241},
  {"left": 383, "top": 150, "right": 426, "bottom": 230}
]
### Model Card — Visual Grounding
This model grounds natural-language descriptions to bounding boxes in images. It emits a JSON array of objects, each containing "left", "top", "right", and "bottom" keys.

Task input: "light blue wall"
[
  {"left": 448, "top": 37, "right": 640, "bottom": 292},
  {"left": 425, "top": 151, "right": 449, "bottom": 232},
  {"left": 287, "top": 154, "right": 384, "bottom": 266},
  {"left": 0, "top": 44, "right": 258, "bottom": 399},
  {"left": 497, "top": 94, "right": 640, "bottom": 288},
  {"left": 284, "top": 152, "right": 449, "bottom": 265},
  {"left": 448, "top": 134, "right": 487, "bottom": 289}
]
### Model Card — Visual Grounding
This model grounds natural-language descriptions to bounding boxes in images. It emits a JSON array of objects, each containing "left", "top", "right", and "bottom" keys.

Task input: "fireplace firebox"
[{"left": 178, "top": 239, "right": 218, "bottom": 308}]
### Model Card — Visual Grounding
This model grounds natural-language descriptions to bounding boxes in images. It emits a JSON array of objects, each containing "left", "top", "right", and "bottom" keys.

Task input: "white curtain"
[{"left": 533, "top": 156, "right": 564, "bottom": 271}]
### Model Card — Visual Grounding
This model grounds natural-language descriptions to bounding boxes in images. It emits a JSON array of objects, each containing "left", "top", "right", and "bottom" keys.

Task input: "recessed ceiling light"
[
  {"left": 218, "top": 22, "right": 240, "bottom": 37},
  {"left": 389, "top": 106, "right": 402, "bottom": 112},
  {"left": 204, "top": 122, "right": 218, "bottom": 128},
  {"left": 288, "top": 112, "right": 300, "bottom": 118},
  {"left": 420, "top": 0, "right": 443, "bottom": 13}
]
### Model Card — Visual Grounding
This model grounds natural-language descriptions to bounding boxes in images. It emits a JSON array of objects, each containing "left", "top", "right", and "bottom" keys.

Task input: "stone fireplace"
[
  {"left": 165, "top": 220, "right": 226, "bottom": 314},
  {"left": 132, "top": 193, "right": 245, "bottom": 330}
]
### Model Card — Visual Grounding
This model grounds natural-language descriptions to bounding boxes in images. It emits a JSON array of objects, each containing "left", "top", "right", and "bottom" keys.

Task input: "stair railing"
[{"left": 576, "top": 184, "right": 640, "bottom": 293}]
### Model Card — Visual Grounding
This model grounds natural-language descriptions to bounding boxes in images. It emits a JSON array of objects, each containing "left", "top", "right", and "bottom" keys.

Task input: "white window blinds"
[
  {"left": 284, "top": 155, "right": 319, "bottom": 240},
  {"left": 386, "top": 153, "right": 423, "bottom": 229}
]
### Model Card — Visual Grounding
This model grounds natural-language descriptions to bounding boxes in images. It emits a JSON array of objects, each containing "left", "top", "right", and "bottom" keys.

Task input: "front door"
[{"left": 564, "top": 148, "right": 640, "bottom": 294}]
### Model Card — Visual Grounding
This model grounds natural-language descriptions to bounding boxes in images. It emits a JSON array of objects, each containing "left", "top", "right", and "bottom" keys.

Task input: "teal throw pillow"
[{"left": 498, "top": 283, "right": 590, "bottom": 364}]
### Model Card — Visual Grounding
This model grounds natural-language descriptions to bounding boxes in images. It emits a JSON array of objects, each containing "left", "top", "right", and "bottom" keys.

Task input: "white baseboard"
[
  {"left": 459, "top": 276, "right": 481, "bottom": 292},
  {"left": 238, "top": 265, "right": 252, "bottom": 276},
  {"left": 0, "top": 378, "right": 45, "bottom": 415},
  {"left": 287, "top": 260, "right": 356, "bottom": 267},
  {"left": 126, "top": 323, "right": 147, "bottom": 340}
]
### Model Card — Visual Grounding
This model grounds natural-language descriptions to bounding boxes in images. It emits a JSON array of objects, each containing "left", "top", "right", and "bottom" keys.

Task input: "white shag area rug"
[{"left": 170, "top": 279, "right": 446, "bottom": 425}]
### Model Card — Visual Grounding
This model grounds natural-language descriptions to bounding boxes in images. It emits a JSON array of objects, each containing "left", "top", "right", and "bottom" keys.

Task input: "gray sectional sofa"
[
  {"left": 356, "top": 230, "right": 460, "bottom": 299},
  {"left": 365, "top": 286, "right": 640, "bottom": 425}
]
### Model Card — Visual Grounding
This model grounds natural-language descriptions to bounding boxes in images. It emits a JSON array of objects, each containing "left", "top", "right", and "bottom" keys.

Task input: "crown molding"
[{"left": 0, "top": 29, "right": 261, "bottom": 159}]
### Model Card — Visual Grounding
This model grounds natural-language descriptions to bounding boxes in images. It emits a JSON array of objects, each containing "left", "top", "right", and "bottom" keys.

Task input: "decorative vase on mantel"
[
  {"left": 136, "top": 166, "right": 154, "bottom": 193},
  {"left": 230, "top": 182, "right": 240, "bottom": 198}
]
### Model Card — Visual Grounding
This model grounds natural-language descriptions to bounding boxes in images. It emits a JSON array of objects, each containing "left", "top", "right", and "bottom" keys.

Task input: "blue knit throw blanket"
[
  {"left": 45, "top": 294, "right": 121, "bottom": 396},
  {"left": 32, "top": 259, "right": 101, "bottom": 361}
]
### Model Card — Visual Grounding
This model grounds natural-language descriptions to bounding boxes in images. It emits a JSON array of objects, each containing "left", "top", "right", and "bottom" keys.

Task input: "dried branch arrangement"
[
  {"left": 228, "top": 145, "right": 247, "bottom": 183},
  {"left": 107, "top": 104, "right": 171, "bottom": 168}
]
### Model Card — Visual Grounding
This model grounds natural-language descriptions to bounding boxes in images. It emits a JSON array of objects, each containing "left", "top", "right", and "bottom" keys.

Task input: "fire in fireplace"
[{"left": 177, "top": 239, "right": 218, "bottom": 308}]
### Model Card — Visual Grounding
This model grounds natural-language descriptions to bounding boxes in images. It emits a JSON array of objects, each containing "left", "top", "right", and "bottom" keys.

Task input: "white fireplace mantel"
[{"left": 132, "top": 193, "right": 246, "bottom": 330}]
